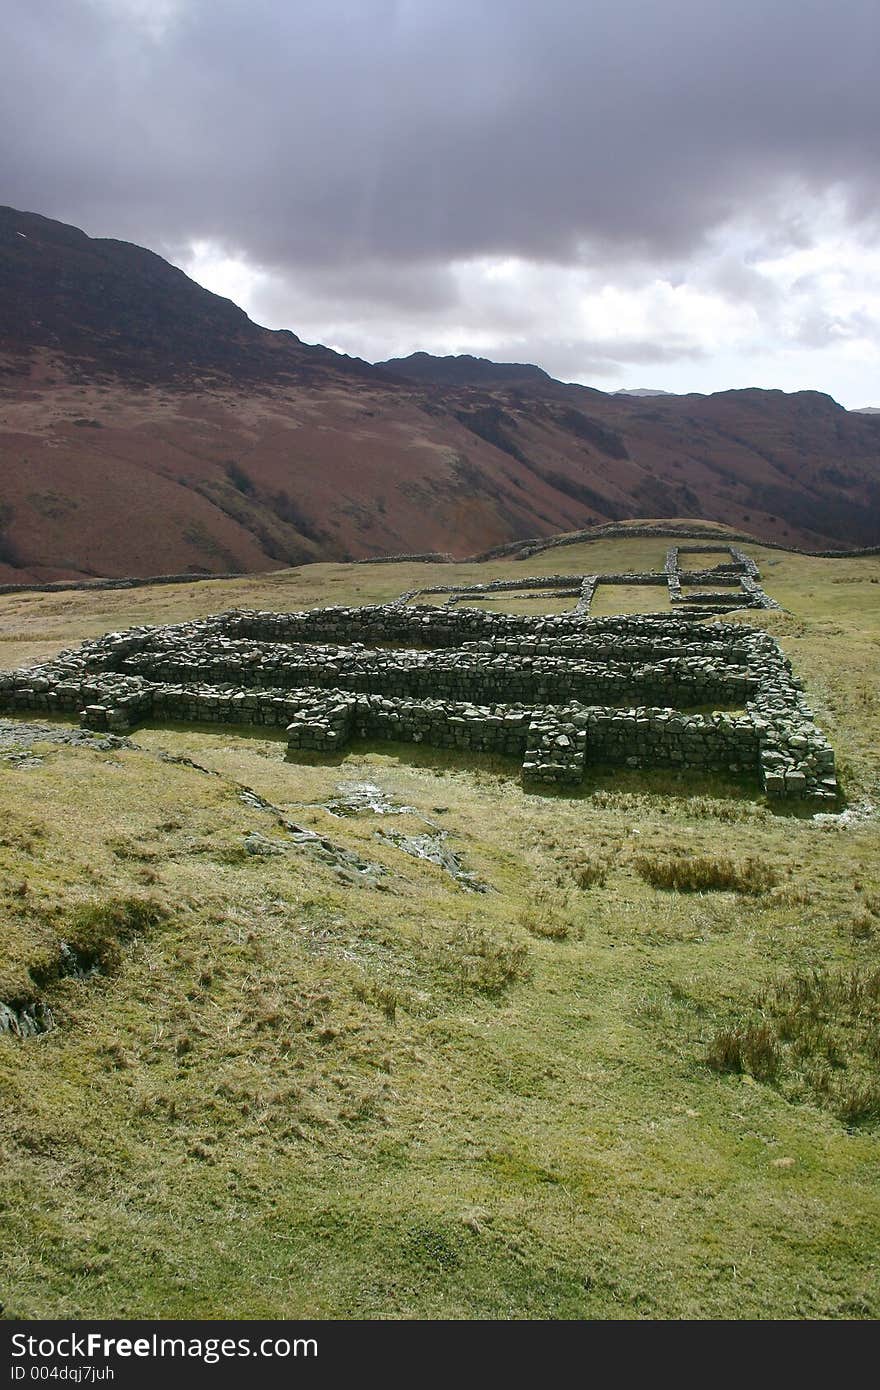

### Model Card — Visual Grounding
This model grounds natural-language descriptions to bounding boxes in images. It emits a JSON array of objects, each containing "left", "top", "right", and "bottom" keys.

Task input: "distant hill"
[
  {"left": 378, "top": 352, "right": 557, "bottom": 389},
  {"left": 1, "top": 205, "right": 878, "bottom": 581},
  {"left": 614, "top": 387, "right": 678, "bottom": 398},
  {"left": 851, "top": 406, "right": 880, "bottom": 415}
]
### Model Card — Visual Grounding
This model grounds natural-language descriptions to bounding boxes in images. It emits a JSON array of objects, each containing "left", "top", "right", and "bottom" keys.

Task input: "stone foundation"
[
  {"left": 0, "top": 595, "right": 836, "bottom": 800},
  {"left": 397, "top": 545, "right": 778, "bottom": 617}
]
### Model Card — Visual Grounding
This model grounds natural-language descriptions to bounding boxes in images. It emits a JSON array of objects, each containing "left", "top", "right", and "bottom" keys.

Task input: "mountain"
[
  {"left": 851, "top": 407, "right": 880, "bottom": 415},
  {"left": 0, "top": 205, "right": 380, "bottom": 386},
  {"left": 379, "top": 352, "right": 557, "bottom": 389},
  {"left": 1, "top": 205, "right": 879, "bottom": 581},
  {"left": 614, "top": 387, "right": 678, "bottom": 397}
]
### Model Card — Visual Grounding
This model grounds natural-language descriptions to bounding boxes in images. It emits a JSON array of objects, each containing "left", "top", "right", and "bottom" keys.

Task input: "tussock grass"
[
  {"left": 63, "top": 895, "right": 169, "bottom": 971},
  {"left": 436, "top": 924, "right": 531, "bottom": 993},
  {"left": 706, "top": 1022, "right": 781, "bottom": 1082},
  {"left": 518, "top": 907, "right": 570, "bottom": 940},
  {"left": 351, "top": 977, "right": 403, "bottom": 1023},
  {"left": 706, "top": 967, "right": 880, "bottom": 1125},
  {"left": 852, "top": 914, "right": 875, "bottom": 941},
  {"left": 570, "top": 855, "right": 609, "bottom": 889},
  {"left": 634, "top": 853, "right": 778, "bottom": 894}
]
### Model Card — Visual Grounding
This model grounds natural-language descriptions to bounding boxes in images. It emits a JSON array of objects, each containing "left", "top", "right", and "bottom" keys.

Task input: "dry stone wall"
[
  {"left": 478, "top": 523, "right": 880, "bottom": 562},
  {"left": 404, "top": 548, "right": 776, "bottom": 619},
  {"left": 354, "top": 551, "right": 454, "bottom": 564},
  {"left": 0, "top": 571, "right": 245, "bottom": 597},
  {"left": 665, "top": 546, "right": 779, "bottom": 611},
  {"left": 406, "top": 571, "right": 750, "bottom": 618},
  {"left": 0, "top": 594, "right": 836, "bottom": 801}
]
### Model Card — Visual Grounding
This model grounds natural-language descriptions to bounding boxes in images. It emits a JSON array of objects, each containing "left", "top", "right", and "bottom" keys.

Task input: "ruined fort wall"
[{"left": 0, "top": 601, "right": 836, "bottom": 800}]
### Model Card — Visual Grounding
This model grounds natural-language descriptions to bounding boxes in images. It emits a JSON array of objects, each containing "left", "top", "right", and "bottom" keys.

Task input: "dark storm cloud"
[{"left": 2, "top": 0, "right": 879, "bottom": 280}]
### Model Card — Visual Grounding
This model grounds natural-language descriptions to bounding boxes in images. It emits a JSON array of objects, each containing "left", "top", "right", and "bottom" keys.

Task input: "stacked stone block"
[
  {"left": 0, "top": 600, "right": 836, "bottom": 801},
  {"left": 665, "top": 545, "right": 776, "bottom": 612},
  {"left": 406, "top": 550, "right": 774, "bottom": 618},
  {"left": 575, "top": 576, "right": 598, "bottom": 615},
  {"left": 108, "top": 631, "right": 756, "bottom": 709}
]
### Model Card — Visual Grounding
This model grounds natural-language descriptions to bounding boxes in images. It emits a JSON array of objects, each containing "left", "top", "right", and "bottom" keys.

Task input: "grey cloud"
[
  {"left": 2, "top": 0, "right": 879, "bottom": 276},
  {"left": 482, "top": 337, "right": 709, "bottom": 383},
  {"left": 703, "top": 257, "right": 782, "bottom": 310},
  {"left": 250, "top": 260, "right": 460, "bottom": 319},
  {"left": 601, "top": 340, "right": 709, "bottom": 367},
  {"left": 791, "top": 305, "right": 880, "bottom": 349}
]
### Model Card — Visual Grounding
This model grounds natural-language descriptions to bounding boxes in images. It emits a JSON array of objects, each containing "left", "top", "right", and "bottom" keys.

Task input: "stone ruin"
[
  {"left": 0, "top": 586, "right": 836, "bottom": 801},
  {"left": 397, "top": 544, "right": 780, "bottom": 617}
]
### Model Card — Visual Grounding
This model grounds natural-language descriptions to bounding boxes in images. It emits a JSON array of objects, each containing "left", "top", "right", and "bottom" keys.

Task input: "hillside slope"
[
  {"left": 1, "top": 206, "right": 879, "bottom": 580},
  {"left": 0, "top": 540, "right": 878, "bottom": 1319}
]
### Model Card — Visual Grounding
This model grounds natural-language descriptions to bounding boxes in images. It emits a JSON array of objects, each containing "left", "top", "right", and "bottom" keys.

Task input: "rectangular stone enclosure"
[{"left": 0, "top": 593, "right": 836, "bottom": 799}]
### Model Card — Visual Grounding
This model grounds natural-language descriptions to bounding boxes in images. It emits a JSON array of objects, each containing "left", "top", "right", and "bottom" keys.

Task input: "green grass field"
[{"left": 0, "top": 533, "right": 878, "bottom": 1318}]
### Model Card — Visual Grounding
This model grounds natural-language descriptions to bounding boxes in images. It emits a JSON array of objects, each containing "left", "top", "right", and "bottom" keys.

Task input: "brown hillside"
[{"left": 1, "top": 207, "right": 878, "bottom": 580}]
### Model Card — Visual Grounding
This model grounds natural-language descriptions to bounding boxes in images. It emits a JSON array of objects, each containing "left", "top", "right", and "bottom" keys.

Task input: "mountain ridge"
[
  {"left": 378, "top": 351, "right": 559, "bottom": 390},
  {"left": 0, "top": 205, "right": 384, "bottom": 386},
  {"left": 1, "top": 205, "right": 878, "bottom": 580}
]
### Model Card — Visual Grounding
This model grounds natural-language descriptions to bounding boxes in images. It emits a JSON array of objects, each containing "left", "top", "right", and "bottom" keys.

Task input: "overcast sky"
[{"left": 3, "top": 0, "right": 880, "bottom": 404}]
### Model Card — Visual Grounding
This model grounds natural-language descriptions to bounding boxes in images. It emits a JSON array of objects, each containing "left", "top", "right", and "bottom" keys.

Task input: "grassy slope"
[{"left": 0, "top": 537, "right": 878, "bottom": 1319}]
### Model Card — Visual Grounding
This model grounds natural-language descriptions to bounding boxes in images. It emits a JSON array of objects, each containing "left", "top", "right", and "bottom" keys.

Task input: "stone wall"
[
  {"left": 665, "top": 546, "right": 779, "bottom": 611},
  {"left": 0, "top": 602, "right": 836, "bottom": 800},
  {"left": 0, "top": 571, "right": 245, "bottom": 597},
  {"left": 283, "top": 695, "right": 761, "bottom": 789},
  {"left": 111, "top": 633, "right": 757, "bottom": 708},
  {"left": 394, "top": 547, "right": 779, "bottom": 618},
  {"left": 476, "top": 522, "right": 880, "bottom": 562},
  {"left": 354, "top": 552, "right": 454, "bottom": 564},
  {"left": 418, "top": 574, "right": 588, "bottom": 595},
  {"left": 405, "top": 567, "right": 755, "bottom": 618}
]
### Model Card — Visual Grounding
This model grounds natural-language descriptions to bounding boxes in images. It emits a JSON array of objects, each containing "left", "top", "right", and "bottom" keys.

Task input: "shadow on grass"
[
  {"left": 89, "top": 717, "right": 842, "bottom": 817},
  {"left": 763, "top": 788, "right": 848, "bottom": 820},
  {"left": 137, "top": 717, "right": 290, "bottom": 745},
  {"left": 288, "top": 738, "right": 525, "bottom": 779},
  {"left": 284, "top": 736, "right": 769, "bottom": 807},
  {"left": 0, "top": 710, "right": 86, "bottom": 732}
]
